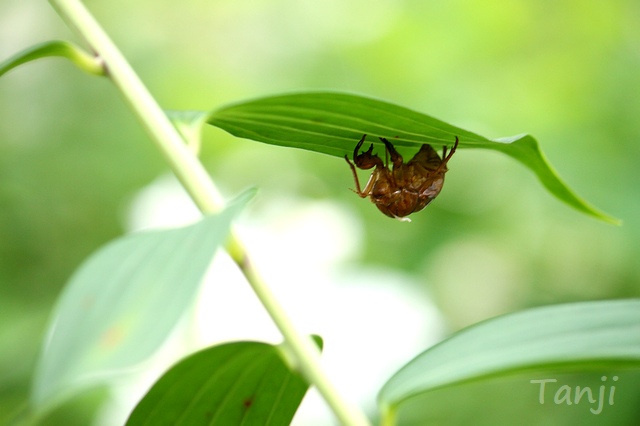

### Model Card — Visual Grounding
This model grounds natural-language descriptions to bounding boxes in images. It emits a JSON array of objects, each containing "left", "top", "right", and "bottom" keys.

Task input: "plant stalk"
[{"left": 48, "top": 0, "right": 370, "bottom": 424}]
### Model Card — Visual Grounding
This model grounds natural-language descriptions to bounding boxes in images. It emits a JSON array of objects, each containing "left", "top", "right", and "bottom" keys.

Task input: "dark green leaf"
[
  {"left": 126, "top": 336, "right": 323, "bottom": 426},
  {"left": 378, "top": 300, "right": 640, "bottom": 425},
  {"left": 0, "top": 40, "right": 105, "bottom": 78},
  {"left": 206, "top": 92, "right": 619, "bottom": 224},
  {"left": 31, "top": 189, "right": 256, "bottom": 411}
]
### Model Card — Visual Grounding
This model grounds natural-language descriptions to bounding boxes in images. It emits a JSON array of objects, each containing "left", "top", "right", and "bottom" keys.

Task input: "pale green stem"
[
  {"left": 48, "top": 1, "right": 370, "bottom": 425},
  {"left": 49, "top": 0, "right": 223, "bottom": 215}
]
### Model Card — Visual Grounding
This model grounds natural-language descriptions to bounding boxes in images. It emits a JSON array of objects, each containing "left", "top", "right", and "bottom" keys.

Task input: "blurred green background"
[{"left": 1, "top": 0, "right": 639, "bottom": 424}]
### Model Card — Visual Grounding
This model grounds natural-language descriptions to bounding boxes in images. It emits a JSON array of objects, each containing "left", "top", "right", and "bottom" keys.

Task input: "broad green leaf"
[
  {"left": 31, "top": 189, "right": 256, "bottom": 411},
  {"left": 0, "top": 40, "right": 105, "bottom": 78},
  {"left": 378, "top": 300, "right": 640, "bottom": 425},
  {"left": 390, "top": 369, "right": 640, "bottom": 426},
  {"left": 206, "top": 92, "right": 619, "bottom": 224},
  {"left": 126, "top": 336, "right": 323, "bottom": 426}
]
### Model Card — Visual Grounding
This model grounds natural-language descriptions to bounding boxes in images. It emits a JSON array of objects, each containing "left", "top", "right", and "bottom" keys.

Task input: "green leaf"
[
  {"left": 378, "top": 300, "right": 640, "bottom": 425},
  {"left": 31, "top": 189, "right": 256, "bottom": 411},
  {"left": 0, "top": 40, "right": 105, "bottom": 78},
  {"left": 126, "top": 336, "right": 323, "bottom": 426},
  {"left": 206, "top": 92, "right": 619, "bottom": 224}
]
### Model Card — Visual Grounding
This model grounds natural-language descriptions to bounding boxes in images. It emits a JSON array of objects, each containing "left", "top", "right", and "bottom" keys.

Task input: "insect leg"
[
  {"left": 442, "top": 136, "right": 459, "bottom": 163},
  {"left": 379, "top": 137, "right": 403, "bottom": 168},
  {"left": 354, "top": 134, "right": 367, "bottom": 159},
  {"left": 435, "top": 137, "right": 459, "bottom": 174},
  {"left": 353, "top": 135, "right": 384, "bottom": 169},
  {"left": 344, "top": 155, "right": 367, "bottom": 197}
]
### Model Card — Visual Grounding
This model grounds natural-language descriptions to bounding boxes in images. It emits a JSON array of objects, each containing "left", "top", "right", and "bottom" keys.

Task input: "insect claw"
[
  {"left": 353, "top": 137, "right": 383, "bottom": 169},
  {"left": 354, "top": 133, "right": 367, "bottom": 154},
  {"left": 365, "top": 143, "right": 375, "bottom": 156}
]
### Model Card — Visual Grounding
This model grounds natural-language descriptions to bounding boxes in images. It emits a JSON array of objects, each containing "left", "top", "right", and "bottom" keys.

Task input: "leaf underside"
[
  {"left": 206, "top": 92, "right": 619, "bottom": 224},
  {"left": 1, "top": 43, "right": 618, "bottom": 224}
]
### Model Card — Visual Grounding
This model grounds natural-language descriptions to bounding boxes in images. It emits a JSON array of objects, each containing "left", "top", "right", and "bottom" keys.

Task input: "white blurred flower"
[{"left": 99, "top": 173, "right": 443, "bottom": 425}]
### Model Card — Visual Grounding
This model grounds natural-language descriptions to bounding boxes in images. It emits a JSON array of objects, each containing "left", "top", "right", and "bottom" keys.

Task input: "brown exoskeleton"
[{"left": 344, "top": 134, "right": 458, "bottom": 220}]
